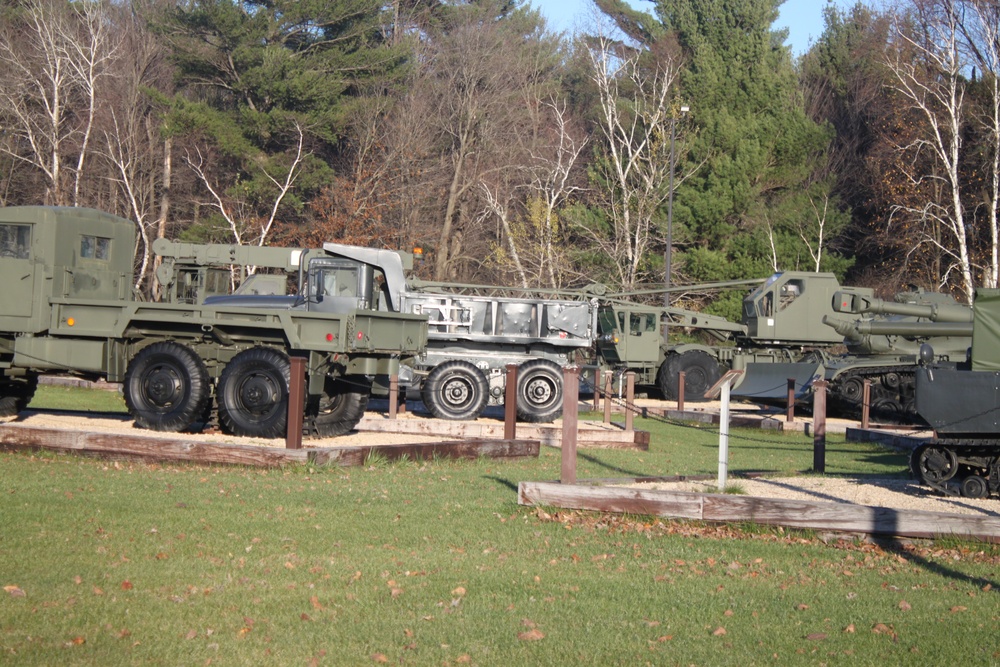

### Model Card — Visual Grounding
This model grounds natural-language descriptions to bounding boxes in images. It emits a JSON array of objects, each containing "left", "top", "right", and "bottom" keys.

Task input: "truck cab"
[
  {"left": 742, "top": 271, "right": 873, "bottom": 346},
  {"left": 0, "top": 206, "right": 135, "bottom": 335}
]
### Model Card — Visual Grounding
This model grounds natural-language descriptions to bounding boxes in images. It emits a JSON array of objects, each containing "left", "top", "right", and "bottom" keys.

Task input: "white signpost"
[{"left": 704, "top": 370, "right": 744, "bottom": 491}]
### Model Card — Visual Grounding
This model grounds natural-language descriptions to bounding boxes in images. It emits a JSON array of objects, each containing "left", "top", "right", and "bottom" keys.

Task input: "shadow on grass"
[
  {"left": 483, "top": 475, "right": 519, "bottom": 493},
  {"left": 879, "top": 538, "right": 1000, "bottom": 594}
]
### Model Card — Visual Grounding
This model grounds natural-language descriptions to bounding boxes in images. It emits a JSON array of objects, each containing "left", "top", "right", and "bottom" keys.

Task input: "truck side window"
[
  {"left": 0, "top": 224, "right": 31, "bottom": 259},
  {"left": 80, "top": 235, "right": 111, "bottom": 261},
  {"left": 778, "top": 280, "right": 803, "bottom": 311}
]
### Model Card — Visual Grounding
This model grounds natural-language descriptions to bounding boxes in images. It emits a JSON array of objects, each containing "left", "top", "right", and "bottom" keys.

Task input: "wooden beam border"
[
  {"left": 0, "top": 423, "right": 538, "bottom": 468},
  {"left": 517, "top": 480, "right": 1000, "bottom": 543}
]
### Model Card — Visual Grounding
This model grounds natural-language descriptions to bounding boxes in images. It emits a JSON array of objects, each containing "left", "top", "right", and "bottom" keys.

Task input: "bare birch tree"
[
  {"left": 585, "top": 36, "right": 681, "bottom": 292},
  {"left": 0, "top": 0, "right": 119, "bottom": 206},
  {"left": 184, "top": 124, "right": 307, "bottom": 269},
  {"left": 958, "top": 0, "right": 1000, "bottom": 289},
  {"left": 884, "top": 0, "right": 975, "bottom": 302}
]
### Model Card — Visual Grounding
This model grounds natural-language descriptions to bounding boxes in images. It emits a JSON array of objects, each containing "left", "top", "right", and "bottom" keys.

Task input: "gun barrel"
[
  {"left": 832, "top": 290, "right": 971, "bottom": 323},
  {"left": 850, "top": 320, "right": 973, "bottom": 337}
]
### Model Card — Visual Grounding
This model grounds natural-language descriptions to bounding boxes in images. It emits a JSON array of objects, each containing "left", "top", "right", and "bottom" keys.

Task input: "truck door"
[
  {"left": 623, "top": 309, "right": 661, "bottom": 365},
  {"left": 0, "top": 223, "right": 35, "bottom": 320}
]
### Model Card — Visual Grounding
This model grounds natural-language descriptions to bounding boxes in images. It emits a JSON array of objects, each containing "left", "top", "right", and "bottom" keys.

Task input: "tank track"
[
  {"left": 909, "top": 440, "right": 1000, "bottom": 499},
  {"left": 828, "top": 365, "right": 917, "bottom": 423}
]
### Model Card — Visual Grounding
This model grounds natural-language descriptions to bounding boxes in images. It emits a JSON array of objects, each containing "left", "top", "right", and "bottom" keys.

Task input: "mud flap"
[{"left": 730, "top": 362, "right": 823, "bottom": 406}]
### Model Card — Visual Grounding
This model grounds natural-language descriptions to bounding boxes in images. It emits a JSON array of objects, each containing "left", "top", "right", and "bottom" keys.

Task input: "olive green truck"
[{"left": 0, "top": 206, "right": 427, "bottom": 438}]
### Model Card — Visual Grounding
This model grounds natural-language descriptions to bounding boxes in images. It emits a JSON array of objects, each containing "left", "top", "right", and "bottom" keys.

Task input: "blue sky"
[{"left": 529, "top": 0, "right": 851, "bottom": 56}]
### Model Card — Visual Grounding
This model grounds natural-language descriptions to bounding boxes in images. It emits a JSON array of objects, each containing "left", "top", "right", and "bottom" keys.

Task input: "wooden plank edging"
[
  {"left": 0, "top": 423, "right": 538, "bottom": 468},
  {"left": 517, "top": 481, "right": 1000, "bottom": 543}
]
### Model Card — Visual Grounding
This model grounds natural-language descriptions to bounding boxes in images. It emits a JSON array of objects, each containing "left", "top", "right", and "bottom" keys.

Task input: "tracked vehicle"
[
  {"left": 910, "top": 289, "right": 1000, "bottom": 498},
  {"left": 817, "top": 289, "right": 972, "bottom": 420},
  {"left": 0, "top": 206, "right": 426, "bottom": 438}
]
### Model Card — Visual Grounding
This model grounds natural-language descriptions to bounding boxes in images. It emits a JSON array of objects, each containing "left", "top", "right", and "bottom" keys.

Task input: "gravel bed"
[
  {"left": 2, "top": 411, "right": 444, "bottom": 448},
  {"left": 628, "top": 476, "right": 1000, "bottom": 518}
]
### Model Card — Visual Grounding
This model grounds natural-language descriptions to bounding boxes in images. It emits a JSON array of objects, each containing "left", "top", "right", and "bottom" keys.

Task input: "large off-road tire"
[
  {"left": 124, "top": 342, "right": 210, "bottom": 432},
  {"left": 657, "top": 350, "right": 722, "bottom": 403},
  {"left": 309, "top": 375, "right": 371, "bottom": 438},
  {"left": 0, "top": 374, "right": 39, "bottom": 417},
  {"left": 515, "top": 359, "right": 563, "bottom": 423},
  {"left": 421, "top": 361, "right": 488, "bottom": 421},
  {"left": 217, "top": 347, "right": 290, "bottom": 438}
]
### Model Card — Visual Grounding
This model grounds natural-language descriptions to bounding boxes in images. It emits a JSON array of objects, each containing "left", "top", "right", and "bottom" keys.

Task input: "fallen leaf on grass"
[
  {"left": 185, "top": 629, "right": 198, "bottom": 640},
  {"left": 517, "top": 629, "right": 545, "bottom": 641},
  {"left": 712, "top": 627, "right": 727, "bottom": 636},
  {"left": 451, "top": 586, "right": 466, "bottom": 597},
  {"left": 843, "top": 624, "right": 856, "bottom": 633},
  {"left": 371, "top": 653, "right": 389, "bottom": 663},
  {"left": 950, "top": 606, "right": 967, "bottom": 613},
  {"left": 898, "top": 600, "right": 911, "bottom": 611},
  {"left": 4, "top": 585, "right": 25, "bottom": 598},
  {"left": 121, "top": 580, "right": 133, "bottom": 591},
  {"left": 310, "top": 595, "right": 323, "bottom": 610},
  {"left": 805, "top": 633, "right": 827, "bottom": 641}
]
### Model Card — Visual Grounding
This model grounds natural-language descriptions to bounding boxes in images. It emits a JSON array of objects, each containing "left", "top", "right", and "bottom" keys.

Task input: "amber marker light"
[{"left": 66, "top": 317, "right": 75, "bottom": 326}]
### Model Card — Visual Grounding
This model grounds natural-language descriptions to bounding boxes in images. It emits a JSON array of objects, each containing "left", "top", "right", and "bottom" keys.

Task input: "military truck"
[
  {"left": 597, "top": 271, "right": 874, "bottom": 402},
  {"left": 157, "top": 239, "right": 599, "bottom": 423},
  {"left": 0, "top": 206, "right": 427, "bottom": 438}
]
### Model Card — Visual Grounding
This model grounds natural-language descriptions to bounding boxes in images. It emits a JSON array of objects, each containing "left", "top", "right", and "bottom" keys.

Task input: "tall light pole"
[{"left": 664, "top": 105, "right": 689, "bottom": 311}]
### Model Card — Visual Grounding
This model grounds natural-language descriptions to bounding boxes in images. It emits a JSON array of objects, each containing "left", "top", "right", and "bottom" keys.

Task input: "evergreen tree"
[
  {"left": 650, "top": 0, "right": 850, "bottom": 317},
  {"left": 159, "top": 0, "right": 411, "bottom": 242}
]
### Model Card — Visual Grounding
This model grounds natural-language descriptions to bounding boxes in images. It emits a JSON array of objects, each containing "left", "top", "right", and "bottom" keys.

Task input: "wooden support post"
[
  {"left": 861, "top": 380, "right": 871, "bottom": 429},
  {"left": 813, "top": 380, "right": 828, "bottom": 474},
  {"left": 786, "top": 378, "right": 795, "bottom": 422},
  {"left": 286, "top": 356, "right": 305, "bottom": 450},
  {"left": 677, "top": 371, "right": 685, "bottom": 412},
  {"left": 504, "top": 364, "right": 517, "bottom": 440},
  {"left": 603, "top": 371, "right": 612, "bottom": 425},
  {"left": 561, "top": 366, "right": 579, "bottom": 484},
  {"left": 592, "top": 368, "right": 601, "bottom": 411},
  {"left": 625, "top": 371, "right": 635, "bottom": 432},
  {"left": 388, "top": 373, "right": 399, "bottom": 419}
]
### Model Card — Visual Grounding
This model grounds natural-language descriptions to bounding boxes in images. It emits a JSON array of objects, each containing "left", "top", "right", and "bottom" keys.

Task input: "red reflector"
[
  {"left": 326, "top": 333, "right": 334, "bottom": 342},
  {"left": 357, "top": 331, "right": 364, "bottom": 340}
]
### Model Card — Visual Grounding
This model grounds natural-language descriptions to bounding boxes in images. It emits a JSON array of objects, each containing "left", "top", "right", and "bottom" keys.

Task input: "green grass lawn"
[{"left": 2, "top": 389, "right": 998, "bottom": 665}]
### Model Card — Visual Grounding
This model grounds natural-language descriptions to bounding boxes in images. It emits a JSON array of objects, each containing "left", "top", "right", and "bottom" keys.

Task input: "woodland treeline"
[{"left": 1, "top": 0, "right": 998, "bottom": 317}]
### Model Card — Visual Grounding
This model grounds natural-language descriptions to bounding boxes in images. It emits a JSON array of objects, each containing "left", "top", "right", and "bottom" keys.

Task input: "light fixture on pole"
[{"left": 664, "top": 105, "right": 689, "bottom": 313}]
